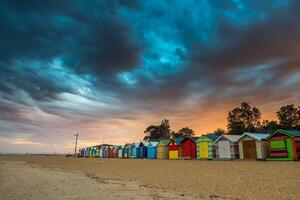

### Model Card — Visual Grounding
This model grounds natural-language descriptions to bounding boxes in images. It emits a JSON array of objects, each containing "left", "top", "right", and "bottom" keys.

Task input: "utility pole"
[{"left": 74, "top": 133, "right": 78, "bottom": 156}]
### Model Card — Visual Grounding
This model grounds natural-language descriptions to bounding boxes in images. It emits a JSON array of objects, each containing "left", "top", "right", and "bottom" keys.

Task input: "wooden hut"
[
  {"left": 181, "top": 137, "right": 198, "bottom": 159},
  {"left": 168, "top": 138, "right": 184, "bottom": 159},
  {"left": 139, "top": 141, "right": 149, "bottom": 158},
  {"left": 214, "top": 135, "right": 240, "bottom": 159},
  {"left": 196, "top": 135, "right": 219, "bottom": 159},
  {"left": 266, "top": 129, "right": 300, "bottom": 161},
  {"left": 123, "top": 143, "right": 132, "bottom": 158},
  {"left": 157, "top": 139, "right": 172, "bottom": 159},
  {"left": 238, "top": 132, "right": 269, "bottom": 160},
  {"left": 130, "top": 143, "right": 140, "bottom": 158},
  {"left": 147, "top": 141, "right": 159, "bottom": 159}
]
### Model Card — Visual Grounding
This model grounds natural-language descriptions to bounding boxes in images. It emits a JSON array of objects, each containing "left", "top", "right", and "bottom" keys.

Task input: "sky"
[{"left": 0, "top": 0, "right": 300, "bottom": 154}]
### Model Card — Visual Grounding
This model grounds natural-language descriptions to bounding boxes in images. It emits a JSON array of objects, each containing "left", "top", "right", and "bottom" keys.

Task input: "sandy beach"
[{"left": 0, "top": 156, "right": 299, "bottom": 200}]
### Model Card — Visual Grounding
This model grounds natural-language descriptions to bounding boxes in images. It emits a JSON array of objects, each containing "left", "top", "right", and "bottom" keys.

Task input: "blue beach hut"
[
  {"left": 130, "top": 143, "right": 140, "bottom": 158},
  {"left": 139, "top": 141, "right": 149, "bottom": 158},
  {"left": 147, "top": 141, "right": 159, "bottom": 159},
  {"left": 123, "top": 143, "right": 132, "bottom": 158}
]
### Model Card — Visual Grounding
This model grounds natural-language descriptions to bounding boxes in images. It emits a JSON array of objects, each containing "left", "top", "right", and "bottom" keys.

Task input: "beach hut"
[
  {"left": 238, "top": 132, "right": 269, "bottom": 160},
  {"left": 112, "top": 146, "right": 118, "bottom": 158},
  {"left": 266, "top": 129, "right": 300, "bottom": 161},
  {"left": 196, "top": 135, "right": 219, "bottom": 159},
  {"left": 95, "top": 146, "right": 100, "bottom": 157},
  {"left": 157, "top": 139, "right": 172, "bottom": 159},
  {"left": 92, "top": 146, "right": 97, "bottom": 157},
  {"left": 117, "top": 145, "right": 124, "bottom": 158},
  {"left": 168, "top": 138, "right": 184, "bottom": 159},
  {"left": 139, "top": 141, "right": 149, "bottom": 158},
  {"left": 123, "top": 143, "right": 132, "bottom": 158},
  {"left": 84, "top": 148, "right": 89, "bottom": 157},
  {"left": 214, "top": 135, "right": 240, "bottom": 159},
  {"left": 147, "top": 141, "right": 159, "bottom": 159},
  {"left": 100, "top": 146, "right": 106, "bottom": 158},
  {"left": 130, "top": 143, "right": 140, "bottom": 158},
  {"left": 181, "top": 137, "right": 198, "bottom": 159},
  {"left": 104, "top": 146, "right": 110, "bottom": 158}
]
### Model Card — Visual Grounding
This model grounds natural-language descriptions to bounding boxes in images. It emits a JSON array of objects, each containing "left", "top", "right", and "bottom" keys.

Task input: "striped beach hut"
[
  {"left": 123, "top": 143, "right": 132, "bottom": 158},
  {"left": 168, "top": 138, "right": 184, "bottom": 159},
  {"left": 130, "top": 143, "right": 140, "bottom": 158},
  {"left": 266, "top": 129, "right": 300, "bottom": 161},
  {"left": 157, "top": 139, "right": 172, "bottom": 159},
  {"left": 147, "top": 141, "right": 159, "bottom": 159},
  {"left": 196, "top": 135, "right": 219, "bottom": 159},
  {"left": 214, "top": 135, "right": 240, "bottom": 159},
  {"left": 181, "top": 137, "right": 198, "bottom": 159},
  {"left": 139, "top": 141, "right": 149, "bottom": 158},
  {"left": 238, "top": 132, "right": 269, "bottom": 160}
]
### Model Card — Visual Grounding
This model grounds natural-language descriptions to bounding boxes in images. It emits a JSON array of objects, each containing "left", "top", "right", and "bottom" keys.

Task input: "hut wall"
[
  {"left": 157, "top": 145, "right": 168, "bottom": 159},
  {"left": 181, "top": 139, "right": 196, "bottom": 159},
  {"left": 147, "top": 146, "right": 157, "bottom": 159},
  {"left": 169, "top": 143, "right": 179, "bottom": 159},
  {"left": 196, "top": 139, "right": 214, "bottom": 159},
  {"left": 239, "top": 136, "right": 266, "bottom": 159}
]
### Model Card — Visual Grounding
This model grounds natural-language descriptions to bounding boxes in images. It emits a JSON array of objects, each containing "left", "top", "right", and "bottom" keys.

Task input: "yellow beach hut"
[
  {"left": 196, "top": 135, "right": 219, "bottom": 159},
  {"left": 157, "top": 139, "right": 172, "bottom": 159}
]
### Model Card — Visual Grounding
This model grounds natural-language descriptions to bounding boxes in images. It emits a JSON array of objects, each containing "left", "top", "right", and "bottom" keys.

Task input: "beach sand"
[{"left": 0, "top": 156, "right": 299, "bottom": 200}]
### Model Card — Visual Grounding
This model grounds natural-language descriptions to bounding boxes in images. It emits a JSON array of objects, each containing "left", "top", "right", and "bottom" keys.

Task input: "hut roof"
[
  {"left": 266, "top": 129, "right": 300, "bottom": 140},
  {"left": 205, "top": 134, "right": 221, "bottom": 141},
  {"left": 173, "top": 138, "right": 184, "bottom": 144},
  {"left": 158, "top": 139, "right": 172, "bottom": 146},
  {"left": 214, "top": 134, "right": 241, "bottom": 143},
  {"left": 141, "top": 141, "right": 150, "bottom": 146},
  {"left": 239, "top": 132, "right": 269, "bottom": 141},
  {"left": 124, "top": 143, "right": 133, "bottom": 149},
  {"left": 183, "top": 136, "right": 199, "bottom": 142},
  {"left": 149, "top": 141, "right": 159, "bottom": 147}
]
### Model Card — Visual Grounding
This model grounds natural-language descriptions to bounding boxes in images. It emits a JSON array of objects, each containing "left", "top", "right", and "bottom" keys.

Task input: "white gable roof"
[
  {"left": 214, "top": 134, "right": 241, "bottom": 143},
  {"left": 238, "top": 132, "right": 270, "bottom": 141},
  {"left": 149, "top": 141, "right": 159, "bottom": 147}
]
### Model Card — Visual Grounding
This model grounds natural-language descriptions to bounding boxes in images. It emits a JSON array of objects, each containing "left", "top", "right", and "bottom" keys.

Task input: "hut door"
[
  {"left": 243, "top": 140, "right": 257, "bottom": 159},
  {"left": 219, "top": 141, "right": 230, "bottom": 158},
  {"left": 200, "top": 142, "right": 209, "bottom": 158}
]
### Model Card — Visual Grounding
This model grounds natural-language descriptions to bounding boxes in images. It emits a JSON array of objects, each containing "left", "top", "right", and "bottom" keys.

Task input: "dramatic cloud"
[{"left": 0, "top": 0, "right": 299, "bottom": 153}]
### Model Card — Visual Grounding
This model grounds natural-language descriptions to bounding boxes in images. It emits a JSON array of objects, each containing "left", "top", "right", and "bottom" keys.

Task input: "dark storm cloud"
[{"left": 1, "top": 0, "right": 300, "bottom": 153}]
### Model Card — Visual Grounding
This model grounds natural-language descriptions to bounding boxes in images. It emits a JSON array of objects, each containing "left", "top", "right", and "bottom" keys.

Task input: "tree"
[
  {"left": 276, "top": 104, "right": 300, "bottom": 129},
  {"left": 227, "top": 102, "right": 261, "bottom": 135},
  {"left": 259, "top": 120, "right": 280, "bottom": 133},
  {"left": 172, "top": 127, "right": 195, "bottom": 138},
  {"left": 208, "top": 128, "right": 226, "bottom": 135},
  {"left": 143, "top": 118, "right": 171, "bottom": 141}
]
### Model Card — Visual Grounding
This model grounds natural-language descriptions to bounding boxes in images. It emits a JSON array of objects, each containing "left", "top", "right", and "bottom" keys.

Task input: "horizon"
[{"left": 1, "top": 0, "right": 300, "bottom": 154}]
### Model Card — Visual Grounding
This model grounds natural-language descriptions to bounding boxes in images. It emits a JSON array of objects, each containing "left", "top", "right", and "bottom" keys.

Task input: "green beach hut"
[{"left": 266, "top": 129, "right": 300, "bottom": 161}]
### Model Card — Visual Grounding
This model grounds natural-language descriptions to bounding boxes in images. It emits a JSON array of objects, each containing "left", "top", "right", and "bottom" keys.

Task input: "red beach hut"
[
  {"left": 112, "top": 146, "right": 118, "bottom": 158},
  {"left": 181, "top": 137, "right": 199, "bottom": 159}
]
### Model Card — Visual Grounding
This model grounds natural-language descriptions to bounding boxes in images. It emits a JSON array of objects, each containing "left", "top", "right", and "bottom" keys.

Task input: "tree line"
[{"left": 143, "top": 102, "right": 300, "bottom": 140}]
